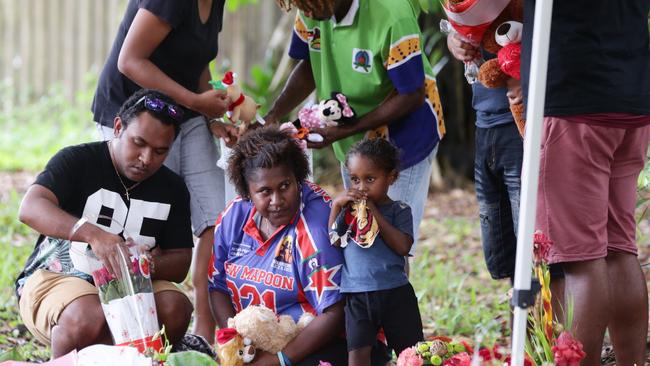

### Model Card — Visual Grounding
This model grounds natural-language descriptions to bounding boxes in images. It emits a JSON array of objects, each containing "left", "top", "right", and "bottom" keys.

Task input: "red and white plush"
[{"left": 477, "top": 0, "right": 525, "bottom": 136}]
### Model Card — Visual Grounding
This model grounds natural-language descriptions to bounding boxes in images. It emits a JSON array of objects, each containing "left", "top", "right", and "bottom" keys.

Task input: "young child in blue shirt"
[{"left": 329, "top": 138, "right": 424, "bottom": 366}]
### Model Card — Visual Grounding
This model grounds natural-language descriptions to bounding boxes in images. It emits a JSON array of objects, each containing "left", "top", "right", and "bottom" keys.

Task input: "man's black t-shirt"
[
  {"left": 92, "top": 0, "right": 225, "bottom": 126},
  {"left": 522, "top": 0, "right": 650, "bottom": 117},
  {"left": 16, "top": 142, "right": 193, "bottom": 296}
]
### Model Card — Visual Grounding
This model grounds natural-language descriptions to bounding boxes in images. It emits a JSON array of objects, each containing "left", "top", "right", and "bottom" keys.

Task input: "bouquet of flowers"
[
  {"left": 524, "top": 232, "right": 586, "bottom": 366},
  {"left": 91, "top": 248, "right": 162, "bottom": 355},
  {"left": 397, "top": 337, "right": 473, "bottom": 366},
  {"left": 398, "top": 337, "right": 538, "bottom": 366}
]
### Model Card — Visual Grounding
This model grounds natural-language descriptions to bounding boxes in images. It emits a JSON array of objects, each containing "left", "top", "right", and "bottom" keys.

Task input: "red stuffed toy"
[{"left": 477, "top": 0, "right": 525, "bottom": 137}]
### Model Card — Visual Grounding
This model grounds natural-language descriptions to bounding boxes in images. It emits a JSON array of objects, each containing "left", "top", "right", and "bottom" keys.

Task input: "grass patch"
[
  {"left": 0, "top": 82, "right": 95, "bottom": 172},
  {"left": 412, "top": 216, "right": 511, "bottom": 346},
  {"left": 0, "top": 189, "right": 49, "bottom": 361}
]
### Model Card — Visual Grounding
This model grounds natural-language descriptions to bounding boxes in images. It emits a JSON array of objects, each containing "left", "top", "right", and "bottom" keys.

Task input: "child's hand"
[
  {"left": 364, "top": 198, "right": 378, "bottom": 213},
  {"left": 332, "top": 188, "right": 366, "bottom": 209}
]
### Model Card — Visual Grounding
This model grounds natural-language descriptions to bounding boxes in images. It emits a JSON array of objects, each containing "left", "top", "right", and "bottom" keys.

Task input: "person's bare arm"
[
  {"left": 199, "top": 65, "right": 240, "bottom": 145},
  {"left": 18, "top": 184, "right": 128, "bottom": 275},
  {"left": 150, "top": 248, "right": 192, "bottom": 283},
  {"left": 249, "top": 302, "right": 345, "bottom": 366},
  {"left": 117, "top": 8, "right": 229, "bottom": 119},
  {"left": 264, "top": 59, "right": 315, "bottom": 124},
  {"left": 209, "top": 290, "right": 237, "bottom": 328},
  {"left": 307, "top": 86, "right": 425, "bottom": 148}
]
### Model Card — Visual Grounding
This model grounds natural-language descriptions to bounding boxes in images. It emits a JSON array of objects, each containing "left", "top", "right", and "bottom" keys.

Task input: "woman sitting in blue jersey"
[{"left": 208, "top": 126, "right": 347, "bottom": 365}]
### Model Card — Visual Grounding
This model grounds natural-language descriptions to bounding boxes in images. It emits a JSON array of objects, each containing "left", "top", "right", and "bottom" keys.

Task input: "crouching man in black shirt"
[{"left": 16, "top": 89, "right": 194, "bottom": 357}]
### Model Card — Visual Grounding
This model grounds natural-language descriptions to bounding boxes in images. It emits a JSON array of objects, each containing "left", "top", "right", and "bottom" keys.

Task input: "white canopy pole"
[{"left": 510, "top": 0, "right": 553, "bottom": 364}]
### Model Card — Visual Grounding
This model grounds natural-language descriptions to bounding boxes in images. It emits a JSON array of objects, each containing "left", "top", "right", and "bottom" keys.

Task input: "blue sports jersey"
[{"left": 208, "top": 182, "right": 344, "bottom": 321}]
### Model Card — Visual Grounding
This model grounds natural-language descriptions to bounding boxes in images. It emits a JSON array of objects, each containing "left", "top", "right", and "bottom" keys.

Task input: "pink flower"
[
  {"left": 552, "top": 331, "right": 586, "bottom": 366},
  {"left": 491, "top": 345, "right": 505, "bottom": 360},
  {"left": 396, "top": 347, "right": 423, "bottom": 366},
  {"left": 442, "top": 352, "right": 470, "bottom": 366},
  {"left": 478, "top": 348, "right": 491, "bottom": 361},
  {"left": 318, "top": 362, "right": 332, "bottom": 366},
  {"left": 504, "top": 355, "right": 533, "bottom": 366},
  {"left": 132, "top": 258, "right": 140, "bottom": 275},
  {"left": 533, "top": 231, "right": 553, "bottom": 264},
  {"left": 92, "top": 267, "right": 112, "bottom": 286}
]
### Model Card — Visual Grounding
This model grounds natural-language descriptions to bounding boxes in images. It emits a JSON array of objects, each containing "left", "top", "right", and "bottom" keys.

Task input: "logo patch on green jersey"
[
  {"left": 309, "top": 27, "right": 321, "bottom": 51},
  {"left": 352, "top": 48, "right": 372, "bottom": 73}
]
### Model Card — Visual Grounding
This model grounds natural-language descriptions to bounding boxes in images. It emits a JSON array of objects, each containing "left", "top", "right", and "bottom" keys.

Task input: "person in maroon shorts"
[{"left": 522, "top": 1, "right": 650, "bottom": 365}]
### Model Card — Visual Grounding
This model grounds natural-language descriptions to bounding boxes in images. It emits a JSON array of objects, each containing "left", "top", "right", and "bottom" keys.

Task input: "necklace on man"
[{"left": 108, "top": 140, "right": 141, "bottom": 201}]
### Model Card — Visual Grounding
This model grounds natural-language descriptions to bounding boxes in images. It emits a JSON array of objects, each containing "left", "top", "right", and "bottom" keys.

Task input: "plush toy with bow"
[
  {"left": 293, "top": 91, "right": 357, "bottom": 143},
  {"left": 210, "top": 71, "right": 262, "bottom": 134},
  {"left": 477, "top": 0, "right": 525, "bottom": 136},
  {"left": 215, "top": 328, "right": 256, "bottom": 366},
  {"left": 227, "top": 305, "right": 314, "bottom": 355}
]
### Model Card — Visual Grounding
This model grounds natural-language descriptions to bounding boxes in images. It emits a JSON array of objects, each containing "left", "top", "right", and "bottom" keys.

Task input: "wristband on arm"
[
  {"left": 69, "top": 217, "right": 88, "bottom": 240},
  {"left": 277, "top": 351, "right": 293, "bottom": 366}
]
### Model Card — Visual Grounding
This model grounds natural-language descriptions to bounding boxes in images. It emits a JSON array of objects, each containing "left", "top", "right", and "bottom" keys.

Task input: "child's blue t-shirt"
[{"left": 338, "top": 200, "right": 413, "bottom": 293}]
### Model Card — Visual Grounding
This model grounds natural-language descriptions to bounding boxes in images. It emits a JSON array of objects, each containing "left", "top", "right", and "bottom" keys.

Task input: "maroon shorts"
[{"left": 536, "top": 117, "right": 650, "bottom": 263}]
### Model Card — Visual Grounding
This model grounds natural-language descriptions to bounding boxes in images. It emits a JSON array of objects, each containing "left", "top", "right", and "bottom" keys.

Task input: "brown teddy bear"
[{"left": 477, "top": 0, "right": 525, "bottom": 136}]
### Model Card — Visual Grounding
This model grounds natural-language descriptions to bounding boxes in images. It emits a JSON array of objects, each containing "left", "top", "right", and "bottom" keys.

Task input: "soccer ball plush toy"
[
  {"left": 294, "top": 91, "right": 357, "bottom": 142},
  {"left": 227, "top": 305, "right": 314, "bottom": 354},
  {"left": 477, "top": 0, "right": 525, "bottom": 136},
  {"left": 215, "top": 328, "right": 256, "bottom": 366}
]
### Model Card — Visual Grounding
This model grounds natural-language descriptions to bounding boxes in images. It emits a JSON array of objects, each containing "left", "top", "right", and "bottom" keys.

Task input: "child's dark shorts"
[{"left": 344, "top": 283, "right": 423, "bottom": 355}]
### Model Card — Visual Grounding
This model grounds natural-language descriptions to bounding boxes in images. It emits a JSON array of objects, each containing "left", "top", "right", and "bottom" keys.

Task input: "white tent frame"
[{"left": 510, "top": 0, "right": 553, "bottom": 364}]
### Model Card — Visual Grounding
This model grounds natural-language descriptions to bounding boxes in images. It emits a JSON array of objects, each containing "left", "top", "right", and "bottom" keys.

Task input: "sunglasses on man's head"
[{"left": 135, "top": 96, "right": 184, "bottom": 122}]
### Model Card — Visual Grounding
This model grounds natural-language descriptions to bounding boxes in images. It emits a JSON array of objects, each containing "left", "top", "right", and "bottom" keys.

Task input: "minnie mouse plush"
[{"left": 293, "top": 91, "right": 357, "bottom": 142}]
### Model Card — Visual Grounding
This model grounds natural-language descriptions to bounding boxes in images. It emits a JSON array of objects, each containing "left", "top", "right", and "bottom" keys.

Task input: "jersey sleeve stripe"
[
  {"left": 425, "top": 75, "right": 446, "bottom": 138},
  {"left": 296, "top": 215, "right": 319, "bottom": 262},
  {"left": 294, "top": 13, "right": 310, "bottom": 44},
  {"left": 386, "top": 35, "right": 422, "bottom": 70}
]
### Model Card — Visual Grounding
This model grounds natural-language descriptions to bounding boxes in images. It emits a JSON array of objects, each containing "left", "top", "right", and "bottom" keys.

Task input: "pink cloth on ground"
[{"left": 536, "top": 116, "right": 650, "bottom": 263}]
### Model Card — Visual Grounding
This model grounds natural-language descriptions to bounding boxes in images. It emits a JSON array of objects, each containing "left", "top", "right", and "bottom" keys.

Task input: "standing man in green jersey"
[{"left": 268, "top": 0, "right": 445, "bottom": 259}]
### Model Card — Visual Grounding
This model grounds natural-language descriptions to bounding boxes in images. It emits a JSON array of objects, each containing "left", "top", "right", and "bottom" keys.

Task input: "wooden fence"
[{"left": 0, "top": 0, "right": 286, "bottom": 107}]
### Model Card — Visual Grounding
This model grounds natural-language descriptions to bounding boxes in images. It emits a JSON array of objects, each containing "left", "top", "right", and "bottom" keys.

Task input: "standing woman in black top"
[{"left": 92, "top": 0, "right": 237, "bottom": 344}]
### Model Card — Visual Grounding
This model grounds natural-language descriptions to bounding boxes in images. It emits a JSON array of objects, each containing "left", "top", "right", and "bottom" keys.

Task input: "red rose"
[
  {"left": 478, "top": 348, "right": 492, "bottom": 361},
  {"left": 442, "top": 352, "right": 470, "bottom": 366}
]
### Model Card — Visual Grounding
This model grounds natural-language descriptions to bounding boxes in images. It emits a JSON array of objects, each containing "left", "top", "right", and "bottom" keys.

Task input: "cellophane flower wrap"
[{"left": 91, "top": 248, "right": 162, "bottom": 354}]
